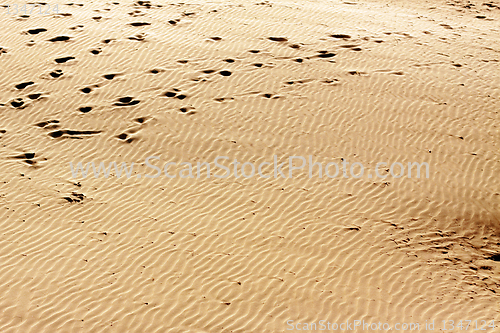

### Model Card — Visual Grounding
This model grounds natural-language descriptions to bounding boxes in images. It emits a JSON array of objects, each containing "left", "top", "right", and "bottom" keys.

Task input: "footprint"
[
  {"left": 103, "top": 73, "right": 118, "bottom": 80},
  {"left": 268, "top": 37, "right": 288, "bottom": 42},
  {"left": 168, "top": 19, "right": 180, "bottom": 25},
  {"left": 63, "top": 193, "right": 85, "bottom": 203},
  {"left": 79, "top": 107, "right": 92, "bottom": 113},
  {"left": 129, "top": 22, "right": 151, "bottom": 26},
  {"left": 114, "top": 96, "right": 140, "bottom": 106},
  {"left": 128, "top": 34, "right": 146, "bottom": 41},
  {"left": 80, "top": 87, "right": 92, "bottom": 94},
  {"left": 28, "top": 93, "right": 42, "bottom": 99},
  {"left": 224, "top": 59, "right": 235, "bottom": 63},
  {"left": 209, "top": 37, "right": 222, "bottom": 41},
  {"left": 15, "top": 82, "right": 35, "bottom": 90},
  {"left": 220, "top": 70, "right": 232, "bottom": 76},
  {"left": 331, "top": 34, "right": 351, "bottom": 39},
  {"left": 202, "top": 69, "right": 216, "bottom": 74},
  {"left": 90, "top": 49, "right": 102, "bottom": 55},
  {"left": 316, "top": 51, "right": 336, "bottom": 58},
  {"left": 27, "top": 28, "right": 48, "bottom": 34},
  {"left": 50, "top": 70, "right": 63, "bottom": 78},
  {"left": 35, "top": 120, "right": 59, "bottom": 128},
  {"left": 10, "top": 98, "right": 25, "bottom": 108},
  {"left": 55, "top": 56, "right": 75, "bottom": 63},
  {"left": 102, "top": 39, "right": 114, "bottom": 44},
  {"left": 179, "top": 106, "right": 196, "bottom": 114},
  {"left": 48, "top": 36, "right": 71, "bottom": 42},
  {"left": 249, "top": 50, "right": 260, "bottom": 53},
  {"left": 294, "top": 58, "right": 303, "bottom": 63},
  {"left": 48, "top": 130, "right": 101, "bottom": 139},
  {"left": 253, "top": 63, "right": 263, "bottom": 67}
]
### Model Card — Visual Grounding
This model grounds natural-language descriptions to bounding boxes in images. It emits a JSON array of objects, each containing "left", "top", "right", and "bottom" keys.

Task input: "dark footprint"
[
  {"left": 50, "top": 70, "right": 63, "bottom": 78},
  {"left": 176, "top": 94, "right": 187, "bottom": 100},
  {"left": 202, "top": 69, "right": 216, "bottom": 74},
  {"left": 27, "top": 28, "right": 47, "bottom": 34},
  {"left": 35, "top": 120, "right": 59, "bottom": 128},
  {"left": 49, "top": 130, "right": 101, "bottom": 138},
  {"left": 268, "top": 37, "right": 288, "bottom": 42},
  {"left": 289, "top": 44, "right": 300, "bottom": 49},
  {"left": 295, "top": 58, "right": 303, "bottom": 63},
  {"left": 317, "top": 52, "right": 336, "bottom": 58},
  {"left": 15, "top": 82, "right": 35, "bottom": 89},
  {"left": 79, "top": 107, "right": 92, "bottom": 113},
  {"left": 224, "top": 59, "right": 235, "bottom": 63},
  {"left": 128, "top": 34, "right": 145, "bottom": 41},
  {"left": 164, "top": 92, "right": 177, "bottom": 97},
  {"left": 103, "top": 74, "right": 117, "bottom": 80},
  {"left": 91, "top": 49, "right": 102, "bottom": 55},
  {"left": 135, "top": 117, "right": 146, "bottom": 123},
  {"left": 249, "top": 50, "right": 260, "bottom": 53},
  {"left": 129, "top": 22, "right": 151, "bottom": 26},
  {"left": 168, "top": 19, "right": 180, "bottom": 25},
  {"left": 210, "top": 37, "right": 222, "bottom": 41},
  {"left": 220, "top": 70, "right": 232, "bottom": 76},
  {"left": 10, "top": 152, "right": 35, "bottom": 160},
  {"left": 11, "top": 98, "right": 24, "bottom": 108},
  {"left": 351, "top": 48, "right": 362, "bottom": 51},
  {"left": 55, "top": 56, "right": 75, "bottom": 63},
  {"left": 331, "top": 34, "right": 351, "bottom": 39},
  {"left": 114, "top": 96, "right": 140, "bottom": 106},
  {"left": 179, "top": 107, "right": 196, "bottom": 114},
  {"left": 81, "top": 87, "right": 92, "bottom": 94},
  {"left": 117, "top": 133, "right": 134, "bottom": 143},
  {"left": 102, "top": 39, "right": 114, "bottom": 44},
  {"left": 149, "top": 69, "right": 162, "bottom": 74},
  {"left": 253, "top": 63, "right": 263, "bottom": 67},
  {"left": 48, "top": 36, "right": 71, "bottom": 42},
  {"left": 178, "top": 60, "right": 188, "bottom": 64},
  {"left": 28, "top": 93, "right": 42, "bottom": 99}
]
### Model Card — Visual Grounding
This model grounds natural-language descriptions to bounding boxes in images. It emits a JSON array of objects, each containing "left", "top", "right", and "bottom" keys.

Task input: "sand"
[{"left": 0, "top": 0, "right": 499, "bottom": 332}]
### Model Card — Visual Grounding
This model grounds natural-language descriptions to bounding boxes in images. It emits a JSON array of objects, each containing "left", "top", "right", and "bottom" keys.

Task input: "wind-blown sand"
[{"left": 1, "top": 0, "right": 499, "bottom": 332}]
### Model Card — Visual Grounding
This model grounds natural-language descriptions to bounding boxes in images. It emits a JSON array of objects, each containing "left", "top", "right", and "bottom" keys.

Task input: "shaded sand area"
[{"left": 1, "top": 0, "right": 499, "bottom": 332}]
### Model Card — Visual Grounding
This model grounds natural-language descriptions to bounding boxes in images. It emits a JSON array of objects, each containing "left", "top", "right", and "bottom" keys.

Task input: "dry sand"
[{"left": 1, "top": 0, "right": 499, "bottom": 332}]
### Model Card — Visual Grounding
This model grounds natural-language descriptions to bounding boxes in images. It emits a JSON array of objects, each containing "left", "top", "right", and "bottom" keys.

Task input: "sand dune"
[{"left": 0, "top": 0, "right": 499, "bottom": 332}]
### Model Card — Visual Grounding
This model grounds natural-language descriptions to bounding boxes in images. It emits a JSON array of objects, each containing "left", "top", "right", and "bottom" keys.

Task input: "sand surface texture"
[{"left": 1, "top": 0, "right": 499, "bottom": 332}]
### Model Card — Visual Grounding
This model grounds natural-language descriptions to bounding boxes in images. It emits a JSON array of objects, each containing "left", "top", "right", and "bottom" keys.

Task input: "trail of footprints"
[{"left": 3, "top": 2, "right": 429, "bottom": 148}]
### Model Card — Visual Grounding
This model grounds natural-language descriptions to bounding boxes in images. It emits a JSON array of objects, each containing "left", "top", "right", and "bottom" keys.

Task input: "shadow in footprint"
[
  {"left": 268, "top": 37, "right": 288, "bottom": 42},
  {"left": 50, "top": 70, "right": 63, "bottom": 78},
  {"left": 103, "top": 73, "right": 117, "bottom": 80},
  {"left": 129, "top": 22, "right": 151, "bottom": 26},
  {"left": 55, "top": 56, "right": 75, "bottom": 63},
  {"left": 28, "top": 93, "right": 42, "bottom": 100},
  {"left": 48, "top": 36, "right": 71, "bottom": 42},
  {"left": 79, "top": 107, "right": 92, "bottom": 113},
  {"left": 114, "top": 96, "right": 140, "bottom": 106},
  {"left": 27, "top": 28, "right": 47, "bottom": 34},
  {"left": 15, "top": 82, "right": 34, "bottom": 90}
]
